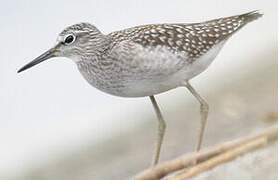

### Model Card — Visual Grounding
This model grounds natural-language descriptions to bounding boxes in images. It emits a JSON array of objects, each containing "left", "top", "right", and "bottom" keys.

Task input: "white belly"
[{"left": 119, "top": 40, "right": 227, "bottom": 97}]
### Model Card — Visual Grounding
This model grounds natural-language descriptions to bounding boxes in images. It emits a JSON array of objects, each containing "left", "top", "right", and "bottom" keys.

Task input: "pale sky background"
[{"left": 1, "top": 0, "right": 277, "bottom": 177}]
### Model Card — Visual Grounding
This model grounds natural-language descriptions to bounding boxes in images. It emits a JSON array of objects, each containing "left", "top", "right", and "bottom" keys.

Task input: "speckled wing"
[{"left": 109, "top": 11, "right": 262, "bottom": 61}]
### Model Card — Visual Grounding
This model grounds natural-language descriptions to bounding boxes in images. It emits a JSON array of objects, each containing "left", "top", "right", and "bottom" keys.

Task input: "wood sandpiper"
[{"left": 18, "top": 10, "right": 263, "bottom": 165}]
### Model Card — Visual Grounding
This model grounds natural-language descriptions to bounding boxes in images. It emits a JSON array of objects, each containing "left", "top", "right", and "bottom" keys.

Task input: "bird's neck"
[
  {"left": 94, "top": 36, "right": 111, "bottom": 56},
  {"left": 80, "top": 35, "right": 111, "bottom": 62}
]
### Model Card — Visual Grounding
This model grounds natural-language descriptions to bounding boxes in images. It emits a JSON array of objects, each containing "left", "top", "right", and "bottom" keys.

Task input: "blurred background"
[{"left": 1, "top": 0, "right": 278, "bottom": 179}]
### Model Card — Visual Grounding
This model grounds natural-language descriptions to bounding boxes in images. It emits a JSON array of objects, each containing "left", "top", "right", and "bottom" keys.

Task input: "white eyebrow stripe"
[{"left": 75, "top": 31, "right": 88, "bottom": 35}]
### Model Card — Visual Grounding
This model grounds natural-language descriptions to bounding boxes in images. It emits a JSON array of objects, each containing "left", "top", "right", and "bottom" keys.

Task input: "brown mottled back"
[{"left": 108, "top": 11, "right": 262, "bottom": 59}]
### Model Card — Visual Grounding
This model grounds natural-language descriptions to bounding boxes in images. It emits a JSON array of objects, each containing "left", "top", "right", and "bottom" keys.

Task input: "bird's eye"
[{"left": 64, "top": 34, "right": 75, "bottom": 45}]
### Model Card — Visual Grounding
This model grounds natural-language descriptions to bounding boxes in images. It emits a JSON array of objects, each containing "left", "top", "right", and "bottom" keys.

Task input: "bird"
[{"left": 18, "top": 10, "right": 263, "bottom": 166}]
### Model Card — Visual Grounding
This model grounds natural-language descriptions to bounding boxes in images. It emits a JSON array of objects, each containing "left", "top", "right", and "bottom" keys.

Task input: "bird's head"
[{"left": 18, "top": 23, "right": 108, "bottom": 73}]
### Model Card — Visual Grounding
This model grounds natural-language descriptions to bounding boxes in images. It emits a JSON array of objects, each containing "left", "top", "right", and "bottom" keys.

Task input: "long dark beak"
[{"left": 17, "top": 47, "right": 57, "bottom": 73}]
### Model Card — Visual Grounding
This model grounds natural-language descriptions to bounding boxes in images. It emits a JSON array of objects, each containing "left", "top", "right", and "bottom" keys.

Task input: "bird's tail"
[{"left": 239, "top": 10, "right": 263, "bottom": 24}]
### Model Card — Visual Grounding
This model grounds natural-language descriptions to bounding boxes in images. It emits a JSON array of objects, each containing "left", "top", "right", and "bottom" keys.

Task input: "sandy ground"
[{"left": 4, "top": 46, "right": 278, "bottom": 180}]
